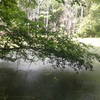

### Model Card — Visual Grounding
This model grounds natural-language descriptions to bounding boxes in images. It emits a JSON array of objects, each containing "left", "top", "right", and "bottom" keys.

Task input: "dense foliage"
[
  {"left": 78, "top": 2, "right": 100, "bottom": 37},
  {"left": 0, "top": 0, "right": 100, "bottom": 72}
]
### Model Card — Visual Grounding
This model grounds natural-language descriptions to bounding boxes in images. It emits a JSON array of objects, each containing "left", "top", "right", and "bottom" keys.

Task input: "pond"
[{"left": 0, "top": 39, "right": 100, "bottom": 100}]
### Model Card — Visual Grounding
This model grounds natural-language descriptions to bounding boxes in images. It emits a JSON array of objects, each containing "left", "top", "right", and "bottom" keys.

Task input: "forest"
[{"left": 0, "top": 0, "right": 100, "bottom": 100}]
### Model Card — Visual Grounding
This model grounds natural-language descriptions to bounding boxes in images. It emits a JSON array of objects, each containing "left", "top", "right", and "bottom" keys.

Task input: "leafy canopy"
[{"left": 0, "top": 0, "right": 100, "bottom": 72}]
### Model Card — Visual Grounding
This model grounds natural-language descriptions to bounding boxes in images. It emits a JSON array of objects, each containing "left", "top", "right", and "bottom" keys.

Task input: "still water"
[{"left": 0, "top": 48, "right": 100, "bottom": 100}]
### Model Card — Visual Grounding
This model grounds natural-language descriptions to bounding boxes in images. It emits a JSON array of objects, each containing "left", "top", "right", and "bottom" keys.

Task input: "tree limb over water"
[{"left": 0, "top": 0, "right": 100, "bottom": 72}]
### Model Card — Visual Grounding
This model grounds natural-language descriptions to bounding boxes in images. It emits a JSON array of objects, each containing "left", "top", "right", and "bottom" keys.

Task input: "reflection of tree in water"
[{"left": 0, "top": 63, "right": 97, "bottom": 100}]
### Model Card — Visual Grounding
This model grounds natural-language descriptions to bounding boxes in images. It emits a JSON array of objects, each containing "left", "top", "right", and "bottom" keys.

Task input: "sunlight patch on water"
[{"left": 78, "top": 38, "right": 100, "bottom": 47}]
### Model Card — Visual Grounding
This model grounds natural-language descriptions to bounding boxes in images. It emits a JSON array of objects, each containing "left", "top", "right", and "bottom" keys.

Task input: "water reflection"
[{"left": 0, "top": 61, "right": 100, "bottom": 100}]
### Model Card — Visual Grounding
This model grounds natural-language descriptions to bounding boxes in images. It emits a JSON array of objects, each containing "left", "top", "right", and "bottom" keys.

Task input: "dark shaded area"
[{"left": 0, "top": 62, "right": 99, "bottom": 100}]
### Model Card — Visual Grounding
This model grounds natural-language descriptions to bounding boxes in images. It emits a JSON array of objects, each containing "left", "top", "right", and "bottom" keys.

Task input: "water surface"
[{"left": 0, "top": 46, "right": 100, "bottom": 100}]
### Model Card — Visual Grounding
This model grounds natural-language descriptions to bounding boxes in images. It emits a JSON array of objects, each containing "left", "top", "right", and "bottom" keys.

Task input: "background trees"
[
  {"left": 21, "top": 0, "right": 100, "bottom": 37},
  {"left": 77, "top": 1, "right": 100, "bottom": 37}
]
